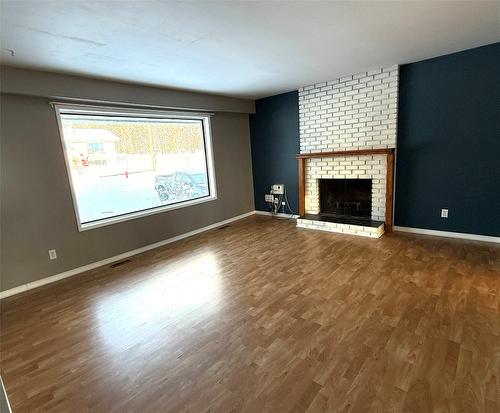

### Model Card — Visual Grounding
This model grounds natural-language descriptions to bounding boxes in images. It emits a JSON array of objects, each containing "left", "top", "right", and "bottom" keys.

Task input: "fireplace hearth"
[{"left": 319, "top": 178, "right": 372, "bottom": 219}]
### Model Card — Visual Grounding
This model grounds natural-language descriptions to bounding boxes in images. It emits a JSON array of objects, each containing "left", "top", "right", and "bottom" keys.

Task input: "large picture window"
[{"left": 55, "top": 104, "right": 217, "bottom": 231}]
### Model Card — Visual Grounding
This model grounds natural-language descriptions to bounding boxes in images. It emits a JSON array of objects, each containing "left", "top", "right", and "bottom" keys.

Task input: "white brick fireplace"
[
  {"left": 304, "top": 156, "right": 387, "bottom": 220},
  {"left": 296, "top": 66, "right": 399, "bottom": 238}
]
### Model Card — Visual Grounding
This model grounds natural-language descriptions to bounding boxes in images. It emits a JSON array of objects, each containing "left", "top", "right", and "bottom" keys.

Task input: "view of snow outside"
[{"left": 60, "top": 115, "right": 210, "bottom": 224}]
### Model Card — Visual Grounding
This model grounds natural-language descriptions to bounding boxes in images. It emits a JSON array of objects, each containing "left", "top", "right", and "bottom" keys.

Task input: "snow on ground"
[
  {"left": 72, "top": 170, "right": 206, "bottom": 223},
  {"left": 68, "top": 152, "right": 209, "bottom": 224}
]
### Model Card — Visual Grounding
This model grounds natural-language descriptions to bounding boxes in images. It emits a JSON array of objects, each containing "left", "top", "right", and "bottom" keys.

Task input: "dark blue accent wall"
[
  {"left": 250, "top": 91, "right": 299, "bottom": 212},
  {"left": 395, "top": 42, "right": 500, "bottom": 237},
  {"left": 248, "top": 43, "right": 499, "bottom": 236}
]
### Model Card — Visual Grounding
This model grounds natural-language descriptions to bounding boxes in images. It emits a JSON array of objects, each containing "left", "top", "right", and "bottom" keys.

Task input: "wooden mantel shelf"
[
  {"left": 296, "top": 148, "right": 394, "bottom": 159},
  {"left": 297, "top": 147, "right": 396, "bottom": 232}
]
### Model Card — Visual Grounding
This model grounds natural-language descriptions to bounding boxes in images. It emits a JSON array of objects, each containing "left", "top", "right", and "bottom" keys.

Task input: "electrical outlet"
[
  {"left": 48, "top": 249, "right": 57, "bottom": 260},
  {"left": 441, "top": 209, "right": 448, "bottom": 218}
]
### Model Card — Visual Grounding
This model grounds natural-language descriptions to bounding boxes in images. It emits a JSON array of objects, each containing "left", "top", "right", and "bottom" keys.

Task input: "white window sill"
[{"left": 77, "top": 195, "right": 217, "bottom": 232}]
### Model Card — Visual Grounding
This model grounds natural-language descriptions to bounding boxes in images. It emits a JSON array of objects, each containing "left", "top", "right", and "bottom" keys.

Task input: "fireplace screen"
[{"left": 319, "top": 179, "right": 372, "bottom": 218}]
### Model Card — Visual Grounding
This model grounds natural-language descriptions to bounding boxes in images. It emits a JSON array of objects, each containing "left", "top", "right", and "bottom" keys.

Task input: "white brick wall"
[
  {"left": 296, "top": 218, "right": 384, "bottom": 238},
  {"left": 299, "top": 66, "right": 399, "bottom": 153},
  {"left": 298, "top": 66, "right": 398, "bottom": 223}
]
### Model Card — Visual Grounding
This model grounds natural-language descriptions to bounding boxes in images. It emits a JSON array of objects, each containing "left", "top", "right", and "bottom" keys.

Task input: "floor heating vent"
[{"left": 110, "top": 259, "right": 131, "bottom": 268}]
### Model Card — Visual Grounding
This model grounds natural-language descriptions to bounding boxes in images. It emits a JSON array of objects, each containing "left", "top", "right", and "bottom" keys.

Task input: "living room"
[{"left": 1, "top": 1, "right": 499, "bottom": 412}]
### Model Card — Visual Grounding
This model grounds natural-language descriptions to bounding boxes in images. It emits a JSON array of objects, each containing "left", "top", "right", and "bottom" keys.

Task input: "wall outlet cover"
[
  {"left": 48, "top": 249, "right": 57, "bottom": 260},
  {"left": 441, "top": 209, "right": 449, "bottom": 218},
  {"left": 270, "top": 184, "right": 284, "bottom": 195}
]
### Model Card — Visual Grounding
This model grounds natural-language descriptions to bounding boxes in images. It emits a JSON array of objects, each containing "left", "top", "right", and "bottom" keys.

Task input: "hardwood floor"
[{"left": 1, "top": 215, "right": 499, "bottom": 412}]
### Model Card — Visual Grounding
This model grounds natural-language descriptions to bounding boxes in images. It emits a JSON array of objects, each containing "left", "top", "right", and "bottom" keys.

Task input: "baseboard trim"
[
  {"left": 1, "top": 376, "right": 13, "bottom": 413},
  {"left": 394, "top": 226, "right": 500, "bottom": 244},
  {"left": 254, "top": 210, "right": 299, "bottom": 219},
  {"left": 0, "top": 211, "right": 256, "bottom": 300}
]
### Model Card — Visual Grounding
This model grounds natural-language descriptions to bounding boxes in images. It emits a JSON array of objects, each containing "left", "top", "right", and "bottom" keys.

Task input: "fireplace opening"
[{"left": 319, "top": 179, "right": 372, "bottom": 218}]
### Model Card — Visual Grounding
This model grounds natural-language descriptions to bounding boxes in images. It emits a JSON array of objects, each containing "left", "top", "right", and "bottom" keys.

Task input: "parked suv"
[{"left": 154, "top": 172, "right": 208, "bottom": 202}]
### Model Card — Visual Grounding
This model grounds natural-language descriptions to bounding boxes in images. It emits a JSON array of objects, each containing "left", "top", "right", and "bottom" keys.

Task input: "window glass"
[{"left": 56, "top": 108, "right": 215, "bottom": 229}]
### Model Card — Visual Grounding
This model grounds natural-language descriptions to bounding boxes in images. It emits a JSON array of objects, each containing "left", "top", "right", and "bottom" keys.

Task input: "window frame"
[{"left": 54, "top": 103, "right": 218, "bottom": 232}]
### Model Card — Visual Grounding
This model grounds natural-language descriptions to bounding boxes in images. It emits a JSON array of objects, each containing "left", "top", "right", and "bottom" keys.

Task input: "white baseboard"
[
  {"left": 0, "top": 211, "right": 256, "bottom": 300},
  {"left": 1, "top": 376, "right": 12, "bottom": 413},
  {"left": 254, "top": 210, "right": 299, "bottom": 219},
  {"left": 394, "top": 226, "right": 500, "bottom": 244}
]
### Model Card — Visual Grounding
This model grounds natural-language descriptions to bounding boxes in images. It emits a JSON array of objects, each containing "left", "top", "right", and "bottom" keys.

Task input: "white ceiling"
[{"left": 1, "top": 1, "right": 499, "bottom": 99}]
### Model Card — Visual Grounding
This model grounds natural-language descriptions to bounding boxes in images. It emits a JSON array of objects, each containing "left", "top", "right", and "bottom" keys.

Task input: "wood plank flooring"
[{"left": 1, "top": 215, "right": 499, "bottom": 412}]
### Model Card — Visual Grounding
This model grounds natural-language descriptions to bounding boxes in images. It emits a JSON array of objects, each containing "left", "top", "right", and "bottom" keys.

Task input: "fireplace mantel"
[{"left": 297, "top": 148, "right": 395, "bottom": 232}]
